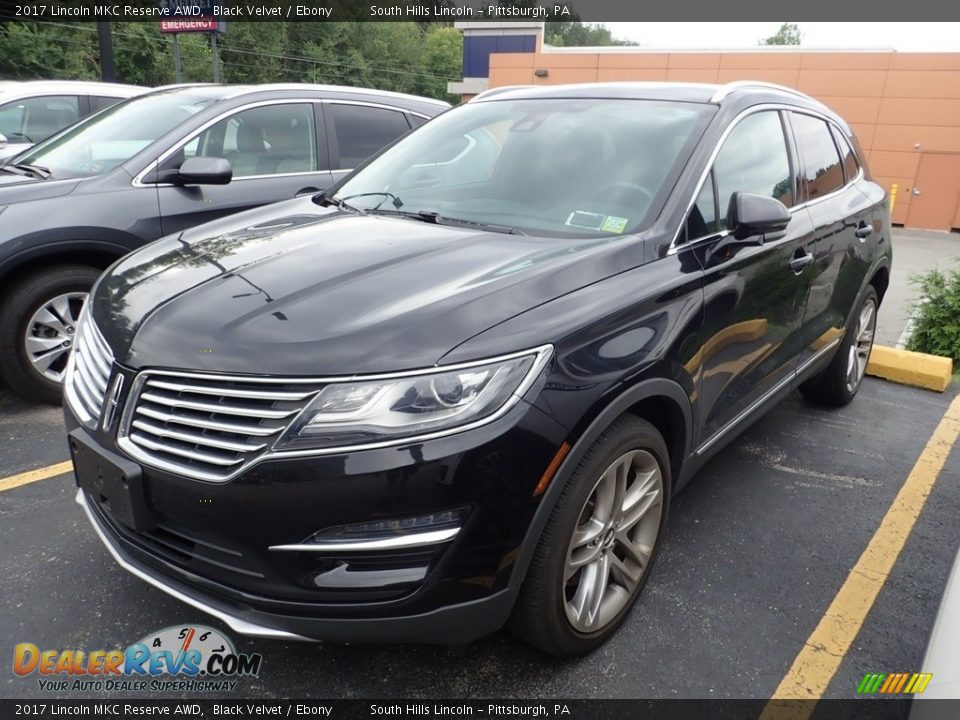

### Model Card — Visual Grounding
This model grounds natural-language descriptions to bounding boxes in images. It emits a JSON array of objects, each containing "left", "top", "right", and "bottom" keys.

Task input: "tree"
[
  {"left": 0, "top": 21, "right": 462, "bottom": 102},
  {"left": 545, "top": 21, "right": 637, "bottom": 47},
  {"left": 760, "top": 23, "right": 802, "bottom": 46}
]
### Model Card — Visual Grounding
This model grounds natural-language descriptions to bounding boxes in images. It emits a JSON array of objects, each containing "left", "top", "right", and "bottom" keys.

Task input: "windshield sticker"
[
  {"left": 565, "top": 211, "right": 606, "bottom": 230},
  {"left": 601, "top": 216, "right": 629, "bottom": 234},
  {"left": 565, "top": 211, "right": 629, "bottom": 234}
]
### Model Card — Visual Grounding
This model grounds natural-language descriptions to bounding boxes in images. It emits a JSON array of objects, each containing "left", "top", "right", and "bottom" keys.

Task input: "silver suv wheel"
[{"left": 564, "top": 448, "right": 664, "bottom": 632}]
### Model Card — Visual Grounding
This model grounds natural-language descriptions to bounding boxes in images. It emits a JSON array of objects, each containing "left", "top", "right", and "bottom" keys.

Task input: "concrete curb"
[{"left": 867, "top": 345, "right": 954, "bottom": 392}]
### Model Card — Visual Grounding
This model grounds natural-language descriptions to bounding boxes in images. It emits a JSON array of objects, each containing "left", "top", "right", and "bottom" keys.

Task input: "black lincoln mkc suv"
[{"left": 64, "top": 81, "right": 891, "bottom": 657}]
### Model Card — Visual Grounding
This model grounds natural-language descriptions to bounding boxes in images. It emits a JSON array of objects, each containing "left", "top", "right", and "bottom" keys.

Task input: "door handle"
[
  {"left": 912, "top": 188, "right": 921, "bottom": 196},
  {"left": 854, "top": 225, "right": 873, "bottom": 239},
  {"left": 296, "top": 187, "right": 321, "bottom": 197},
  {"left": 789, "top": 251, "right": 814, "bottom": 274}
]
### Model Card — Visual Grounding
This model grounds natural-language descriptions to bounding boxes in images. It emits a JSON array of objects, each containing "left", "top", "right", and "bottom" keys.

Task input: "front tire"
[
  {"left": 799, "top": 287, "right": 878, "bottom": 407},
  {"left": 0, "top": 265, "right": 101, "bottom": 404},
  {"left": 510, "top": 416, "right": 671, "bottom": 657}
]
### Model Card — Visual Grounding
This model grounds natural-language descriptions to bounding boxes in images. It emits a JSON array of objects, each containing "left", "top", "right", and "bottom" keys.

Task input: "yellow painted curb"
[{"left": 866, "top": 345, "right": 953, "bottom": 392}]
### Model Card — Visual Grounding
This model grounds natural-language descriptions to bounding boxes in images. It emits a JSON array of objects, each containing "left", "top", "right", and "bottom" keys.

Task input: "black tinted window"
[
  {"left": 329, "top": 104, "right": 410, "bottom": 169},
  {"left": 714, "top": 111, "right": 792, "bottom": 228},
  {"left": 830, "top": 125, "right": 859, "bottom": 183},
  {"left": 792, "top": 113, "right": 844, "bottom": 200},
  {"left": 687, "top": 170, "right": 719, "bottom": 239},
  {"left": 90, "top": 96, "right": 124, "bottom": 112}
]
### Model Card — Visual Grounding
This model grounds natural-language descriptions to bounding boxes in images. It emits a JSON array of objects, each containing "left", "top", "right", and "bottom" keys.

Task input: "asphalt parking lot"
[{"left": 2, "top": 377, "right": 959, "bottom": 703}]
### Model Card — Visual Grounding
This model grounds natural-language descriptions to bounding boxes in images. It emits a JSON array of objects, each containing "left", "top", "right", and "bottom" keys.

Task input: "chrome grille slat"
[
  {"left": 135, "top": 405, "right": 284, "bottom": 437},
  {"left": 122, "top": 371, "right": 324, "bottom": 482},
  {"left": 64, "top": 313, "right": 114, "bottom": 429},
  {"left": 71, "top": 365, "right": 101, "bottom": 417},
  {"left": 147, "top": 378, "right": 315, "bottom": 401},
  {"left": 129, "top": 433, "right": 245, "bottom": 467},
  {"left": 139, "top": 391, "right": 300, "bottom": 419},
  {"left": 74, "top": 351, "right": 107, "bottom": 394},
  {"left": 80, "top": 330, "right": 111, "bottom": 380},
  {"left": 131, "top": 419, "right": 267, "bottom": 453}
]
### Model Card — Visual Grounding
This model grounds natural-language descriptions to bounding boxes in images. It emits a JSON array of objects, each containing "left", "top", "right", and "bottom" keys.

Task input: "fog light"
[{"left": 269, "top": 508, "right": 468, "bottom": 553}]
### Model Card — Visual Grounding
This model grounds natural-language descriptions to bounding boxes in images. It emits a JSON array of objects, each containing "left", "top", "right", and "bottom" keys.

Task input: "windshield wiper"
[
  {"left": 9, "top": 162, "right": 51, "bottom": 179},
  {"left": 338, "top": 191, "right": 404, "bottom": 211},
  {"left": 392, "top": 210, "right": 522, "bottom": 235},
  {"left": 312, "top": 189, "right": 363, "bottom": 214}
]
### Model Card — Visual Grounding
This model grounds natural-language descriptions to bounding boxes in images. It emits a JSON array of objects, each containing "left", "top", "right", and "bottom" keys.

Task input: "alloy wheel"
[
  {"left": 24, "top": 292, "right": 87, "bottom": 383},
  {"left": 564, "top": 449, "right": 664, "bottom": 632},
  {"left": 844, "top": 297, "right": 877, "bottom": 394}
]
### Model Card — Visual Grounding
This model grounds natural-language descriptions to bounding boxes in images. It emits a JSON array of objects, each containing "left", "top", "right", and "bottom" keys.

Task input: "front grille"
[
  {"left": 120, "top": 372, "right": 324, "bottom": 482},
  {"left": 65, "top": 313, "right": 114, "bottom": 429}
]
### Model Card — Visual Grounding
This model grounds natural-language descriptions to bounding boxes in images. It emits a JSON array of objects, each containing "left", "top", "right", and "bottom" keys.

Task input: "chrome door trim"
[{"left": 694, "top": 337, "right": 841, "bottom": 456}]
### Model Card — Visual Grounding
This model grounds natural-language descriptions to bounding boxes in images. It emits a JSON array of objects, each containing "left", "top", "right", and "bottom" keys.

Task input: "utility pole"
[
  {"left": 172, "top": 34, "right": 183, "bottom": 83},
  {"left": 97, "top": 22, "right": 116, "bottom": 82},
  {"left": 211, "top": 32, "right": 221, "bottom": 83}
]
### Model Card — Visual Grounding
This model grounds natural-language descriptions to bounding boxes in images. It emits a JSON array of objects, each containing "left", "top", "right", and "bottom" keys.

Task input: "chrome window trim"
[
  {"left": 131, "top": 97, "right": 431, "bottom": 189},
  {"left": 116, "top": 344, "right": 553, "bottom": 483},
  {"left": 669, "top": 103, "right": 864, "bottom": 255}
]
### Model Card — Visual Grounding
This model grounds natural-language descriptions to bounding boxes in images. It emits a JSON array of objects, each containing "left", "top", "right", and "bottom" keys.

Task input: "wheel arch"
[
  {"left": 509, "top": 378, "right": 693, "bottom": 594},
  {"left": 0, "top": 240, "right": 128, "bottom": 298}
]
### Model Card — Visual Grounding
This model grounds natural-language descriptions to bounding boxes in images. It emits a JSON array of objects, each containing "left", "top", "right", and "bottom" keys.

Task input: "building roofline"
[{"left": 540, "top": 44, "right": 899, "bottom": 54}]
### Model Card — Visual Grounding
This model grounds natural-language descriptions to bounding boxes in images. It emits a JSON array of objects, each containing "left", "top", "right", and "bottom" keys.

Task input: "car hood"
[{"left": 93, "top": 210, "right": 644, "bottom": 375}]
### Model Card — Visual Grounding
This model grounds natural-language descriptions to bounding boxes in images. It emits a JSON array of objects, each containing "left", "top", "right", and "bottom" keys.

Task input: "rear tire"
[
  {"left": 510, "top": 415, "right": 671, "bottom": 657},
  {"left": 0, "top": 265, "right": 101, "bottom": 404},
  {"left": 799, "top": 287, "right": 878, "bottom": 407}
]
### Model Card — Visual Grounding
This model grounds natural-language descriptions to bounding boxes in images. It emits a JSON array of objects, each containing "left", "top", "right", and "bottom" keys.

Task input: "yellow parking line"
[
  {"left": 761, "top": 393, "right": 960, "bottom": 716},
  {"left": 0, "top": 461, "right": 73, "bottom": 493}
]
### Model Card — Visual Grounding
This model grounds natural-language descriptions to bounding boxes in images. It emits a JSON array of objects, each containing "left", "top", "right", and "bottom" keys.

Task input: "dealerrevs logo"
[{"left": 13, "top": 625, "right": 262, "bottom": 692}]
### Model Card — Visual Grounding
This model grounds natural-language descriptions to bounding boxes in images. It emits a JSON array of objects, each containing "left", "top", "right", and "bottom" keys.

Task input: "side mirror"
[
  {"left": 727, "top": 192, "right": 790, "bottom": 242},
  {"left": 706, "top": 193, "right": 791, "bottom": 265},
  {"left": 175, "top": 156, "right": 232, "bottom": 186},
  {"left": 0, "top": 132, "right": 7, "bottom": 145}
]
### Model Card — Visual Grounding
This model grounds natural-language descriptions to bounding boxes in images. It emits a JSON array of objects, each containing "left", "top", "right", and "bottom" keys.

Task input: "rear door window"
[
  {"left": 829, "top": 125, "right": 860, "bottom": 184},
  {"left": 328, "top": 103, "right": 411, "bottom": 169},
  {"left": 791, "top": 113, "right": 845, "bottom": 200}
]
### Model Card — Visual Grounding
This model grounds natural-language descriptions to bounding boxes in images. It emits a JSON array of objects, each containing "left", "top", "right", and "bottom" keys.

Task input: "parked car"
[
  {"left": 0, "top": 80, "right": 145, "bottom": 163},
  {"left": 64, "top": 81, "right": 891, "bottom": 656},
  {"left": 0, "top": 84, "right": 449, "bottom": 402}
]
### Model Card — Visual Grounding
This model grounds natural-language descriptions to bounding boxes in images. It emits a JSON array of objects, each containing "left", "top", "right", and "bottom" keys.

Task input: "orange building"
[{"left": 450, "top": 23, "right": 960, "bottom": 231}]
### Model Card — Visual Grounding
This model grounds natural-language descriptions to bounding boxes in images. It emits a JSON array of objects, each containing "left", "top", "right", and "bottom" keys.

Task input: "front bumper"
[
  {"left": 67, "top": 392, "right": 569, "bottom": 643},
  {"left": 76, "top": 487, "right": 516, "bottom": 643}
]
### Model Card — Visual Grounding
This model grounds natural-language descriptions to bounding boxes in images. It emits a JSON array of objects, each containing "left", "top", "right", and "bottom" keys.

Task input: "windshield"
[
  {"left": 13, "top": 91, "right": 220, "bottom": 179},
  {"left": 333, "top": 98, "right": 715, "bottom": 238}
]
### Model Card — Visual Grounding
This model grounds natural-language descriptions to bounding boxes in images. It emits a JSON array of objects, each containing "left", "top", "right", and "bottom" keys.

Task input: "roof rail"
[
  {"left": 710, "top": 80, "right": 812, "bottom": 103},
  {"left": 471, "top": 85, "right": 533, "bottom": 101}
]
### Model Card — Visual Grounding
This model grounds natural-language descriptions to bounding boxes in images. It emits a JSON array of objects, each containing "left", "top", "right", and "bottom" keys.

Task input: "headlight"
[{"left": 274, "top": 345, "right": 552, "bottom": 451}]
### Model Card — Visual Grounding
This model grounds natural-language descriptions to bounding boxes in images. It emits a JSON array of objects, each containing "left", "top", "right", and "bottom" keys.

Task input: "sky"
[{"left": 603, "top": 23, "right": 960, "bottom": 52}]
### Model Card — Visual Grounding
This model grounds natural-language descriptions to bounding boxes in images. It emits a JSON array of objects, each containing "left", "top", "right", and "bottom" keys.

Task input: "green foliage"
[
  {"left": 907, "top": 263, "right": 960, "bottom": 363},
  {"left": 545, "top": 21, "right": 637, "bottom": 47},
  {"left": 0, "top": 21, "right": 462, "bottom": 102},
  {"left": 760, "top": 23, "right": 802, "bottom": 46}
]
